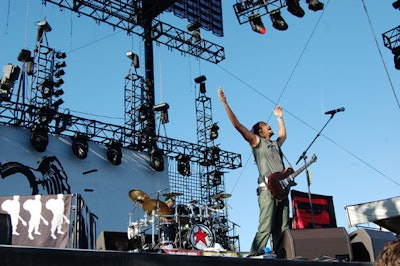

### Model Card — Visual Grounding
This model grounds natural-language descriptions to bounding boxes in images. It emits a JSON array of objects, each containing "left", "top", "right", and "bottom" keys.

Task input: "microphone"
[{"left": 325, "top": 107, "right": 345, "bottom": 115}]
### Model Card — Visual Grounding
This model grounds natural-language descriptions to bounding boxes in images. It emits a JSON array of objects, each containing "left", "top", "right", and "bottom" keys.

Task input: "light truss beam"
[
  {"left": 151, "top": 20, "right": 225, "bottom": 64},
  {"left": 0, "top": 101, "right": 241, "bottom": 170}
]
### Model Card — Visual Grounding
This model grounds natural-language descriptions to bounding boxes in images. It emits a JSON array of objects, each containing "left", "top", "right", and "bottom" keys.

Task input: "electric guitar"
[{"left": 267, "top": 154, "right": 317, "bottom": 200}]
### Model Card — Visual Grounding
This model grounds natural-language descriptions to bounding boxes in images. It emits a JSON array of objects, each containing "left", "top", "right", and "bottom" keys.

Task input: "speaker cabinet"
[
  {"left": 96, "top": 231, "right": 155, "bottom": 251},
  {"left": 349, "top": 228, "right": 397, "bottom": 262},
  {"left": 277, "top": 227, "right": 352, "bottom": 261},
  {"left": 0, "top": 213, "right": 12, "bottom": 245}
]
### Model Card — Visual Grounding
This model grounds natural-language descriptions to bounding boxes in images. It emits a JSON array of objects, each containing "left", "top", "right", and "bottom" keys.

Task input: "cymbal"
[
  {"left": 212, "top": 193, "right": 232, "bottom": 200},
  {"left": 128, "top": 189, "right": 150, "bottom": 205},
  {"left": 142, "top": 199, "right": 170, "bottom": 215},
  {"left": 162, "top": 192, "right": 183, "bottom": 197}
]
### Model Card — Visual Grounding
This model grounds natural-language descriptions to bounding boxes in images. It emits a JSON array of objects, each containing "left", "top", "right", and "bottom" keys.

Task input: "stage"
[{"left": 0, "top": 245, "right": 373, "bottom": 266}]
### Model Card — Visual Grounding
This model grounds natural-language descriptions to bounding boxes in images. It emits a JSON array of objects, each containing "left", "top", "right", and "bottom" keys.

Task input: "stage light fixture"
[
  {"left": 307, "top": 0, "right": 324, "bottom": 11},
  {"left": 71, "top": 133, "right": 89, "bottom": 159},
  {"left": 154, "top": 103, "right": 169, "bottom": 124},
  {"left": 270, "top": 10, "right": 288, "bottom": 31},
  {"left": 393, "top": 47, "right": 400, "bottom": 70},
  {"left": 53, "top": 99, "right": 64, "bottom": 109},
  {"left": 150, "top": 147, "right": 164, "bottom": 172},
  {"left": 53, "top": 89, "right": 64, "bottom": 97},
  {"left": 287, "top": 0, "right": 305, "bottom": 18},
  {"left": 394, "top": 0, "right": 400, "bottom": 9},
  {"left": 194, "top": 75, "right": 207, "bottom": 94},
  {"left": 107, "top": 140, "right": 122, "bottom": 165},
  {"left": 30, "top": 124, "right": 49, "bottom": 152},
  {"left": 210, "top": 146, "right": 220, "bottom": 163},
  {"left": 55, "top": 62, "right": 66, "bottom": 69},
  {"left": 209, "top": 123, "right": 219, "bottom": 140},
  {"left": 187, "top": 21, "right": 201, "bottom": 32},
  {"left": 137, "top": 104, "right": 150, "bottom": 121},
  {"left": 54, "top": 78, "right": 64, "bottom": 87},
  {"left": 56, "top": 51, "right": 67, "bottom": 59},
  {"left": 211, "top": 170, "right": 222, "bottom": 187},
  {"left": 54, "top": 69, "right": 65, "bottom": 78},
  {"left": 17, "top": 49, "right": 32, "bottom": 62},
  {"left": 249, "top": 14, "right": 266, "bottom": 34},
  {"left": 126, "top": 51, "right": 140, "bottom": 68},
  {"left": 38, "top": 106, "right": 55, "bottom": 124},
  {"left": 177, "top": 154, "right": 191, "bottom": 177},
  {"left": 36, "top": 20, "right": 52, "bottom": 42}
]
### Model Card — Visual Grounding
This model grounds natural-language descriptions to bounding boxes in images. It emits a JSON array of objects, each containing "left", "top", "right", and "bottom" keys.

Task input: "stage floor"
[{"left": 1, "top": 245, "right": 373, "bottom": 266}]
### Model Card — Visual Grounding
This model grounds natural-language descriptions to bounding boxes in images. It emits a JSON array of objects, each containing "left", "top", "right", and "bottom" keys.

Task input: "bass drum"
[{"left": 188, "top": 224, "right": 214, "bottom": 250}]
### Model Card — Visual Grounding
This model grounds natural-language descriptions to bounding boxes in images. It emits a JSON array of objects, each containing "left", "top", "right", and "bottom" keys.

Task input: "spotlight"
[
  {"left": 307, "top": 0, "right": 324, "bottom": 11},
  {"left": 107, "top": 140, "right": 122, "bottom": 165},
  {"left": 287, "top": 0, "right": 305, "bottom": 18},
  {"left": 187, "top": 21, "right": 201, "bottom": 32},
  {"left": 150, "top": 147, "right": 164, "bottom": 172},
  {"left": 137, "top": 104, "right": 150, "bottom": 121},
  {"left": 394, "top": 0, "right": 400, "bottom": 9},
  {"left": 154, "top": 103, "right": 169, "bottom": 124},
  {"left": 71, "top": 133, "right": 89, "bottom": 159},
  {"left": 211, "top": 170, "right": 222, "bottom": 187},
  {"left": 195, "top": 75, "right": 207, "bottom": 94},
  {"left": 53, "top": 78, "right": 64, "bottom": 87},
  {"left": 56, "top": 51, "right": 67, "bottom": 59},
  {"left": 249, "top": 14, "right": 266, "bottom": 34},
  {"left": 36, "top": 20, "right": 52, "bottom": 42},
  {"left": 53, "top": 98, "right": 64, "bottom": 109},
  {"left": 126, "top": 51, "right": 140, "bottom": 68},
  {"left": 55, "top": 62, "right": 66, "bottom": 69},
  {"left": 177, "top": 154, "right": 190, "bottom": 177},
  {"left": 53, "top": 89, "right": 64, "bottom": 97},
  {"left": 17, "top": 49, "right": 32, "bottom": 62},
  {"left": 54, "top": 69, "right": 65, "bottom": 78},
  {"left": 38, "top": 106, "right": 55, "bottom": 124},
  {"left": 209, "top": 123, "right": 219, "bottom": 140},
  {"left": 270, "top": 10, "right": 288, "bottom": 31},
  {"left": 393, "top": 47, "right": 400, "bottom": 70},
  {"left": 30, "top": 124, "right": 49, "bottom": 152},
  {"left": 210, "top": 146, "right": 220, "bottom": 163}
]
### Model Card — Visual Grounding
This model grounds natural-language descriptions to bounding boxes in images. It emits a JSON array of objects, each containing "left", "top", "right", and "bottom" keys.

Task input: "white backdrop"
[{"left": 0, "top": 124, "right": 169, "bottom": 241}]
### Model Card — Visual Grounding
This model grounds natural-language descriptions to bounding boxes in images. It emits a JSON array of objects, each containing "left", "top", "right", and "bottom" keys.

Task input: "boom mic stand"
[{"left": 295, "top": 112, "right": 338, "bottom": 228}]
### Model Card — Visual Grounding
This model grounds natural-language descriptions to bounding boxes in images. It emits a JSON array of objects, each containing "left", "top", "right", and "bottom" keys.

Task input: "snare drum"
[{"left": 188, "top": 224, "right": 214, "bottom": 250}]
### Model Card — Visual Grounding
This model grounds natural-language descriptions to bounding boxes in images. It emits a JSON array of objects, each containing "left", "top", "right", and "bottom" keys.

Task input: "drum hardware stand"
[{"left": 296, "top": 111, "right": 339, "bottom": 228}]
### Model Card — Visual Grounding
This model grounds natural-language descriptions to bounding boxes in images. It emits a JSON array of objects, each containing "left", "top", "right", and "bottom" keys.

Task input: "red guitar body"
[{"left": 267, "top": 168, "right": 294, "bottom": 200}]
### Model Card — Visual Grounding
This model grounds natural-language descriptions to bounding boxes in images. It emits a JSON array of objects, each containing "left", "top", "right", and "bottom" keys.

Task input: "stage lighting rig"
[
  {"left": 71, "top": 132, "right": 89, "bottom": 159},
  {"left": 107, "top": 140, "right": 122, "bottom": 165},
  {"left": 30, "top": 124, "right": 49, "bottom": 152}
]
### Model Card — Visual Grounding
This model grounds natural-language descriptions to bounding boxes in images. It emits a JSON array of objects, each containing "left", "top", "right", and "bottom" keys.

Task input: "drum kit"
[{"left": 127, "top": 189, "right": 232, "bottom": 250}]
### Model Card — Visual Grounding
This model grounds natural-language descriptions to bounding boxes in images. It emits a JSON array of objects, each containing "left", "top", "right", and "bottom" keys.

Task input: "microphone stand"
[{"left": 296, "top": 113, "right": 337, "bottom": 228}]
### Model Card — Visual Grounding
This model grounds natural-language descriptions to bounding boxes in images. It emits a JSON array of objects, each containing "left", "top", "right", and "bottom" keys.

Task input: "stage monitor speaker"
[
  {"left": 0, "top": 213, "right": 12, "bottom": 245},
  {"left": 276, "top": 227, "right": 352, "bottom": 261},
  {"left": 349, "top": 228, "right": 397, "bottom": 262},
  {"left": 96, "top": 231, "right": 154, "bottom": 251}
]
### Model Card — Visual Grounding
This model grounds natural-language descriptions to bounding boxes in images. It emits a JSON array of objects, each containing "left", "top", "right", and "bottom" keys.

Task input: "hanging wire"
[{"left": 362, "top": 0, "right": 400, "bottom": 110}]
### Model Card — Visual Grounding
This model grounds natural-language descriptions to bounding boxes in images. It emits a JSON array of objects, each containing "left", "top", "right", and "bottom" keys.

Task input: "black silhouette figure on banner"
[{"left": 0, "top": 155, "right": 71, "bottom": 195}]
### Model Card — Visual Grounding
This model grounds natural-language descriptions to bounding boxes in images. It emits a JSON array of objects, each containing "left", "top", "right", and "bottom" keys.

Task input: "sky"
[{"left": 1, "top": 0, "right": 400, "bottom": 252}]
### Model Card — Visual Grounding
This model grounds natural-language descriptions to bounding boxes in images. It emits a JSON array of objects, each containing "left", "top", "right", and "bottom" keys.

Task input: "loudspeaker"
[
  {"left": 96, "top": 231, "right": 154, "bottom": 251},
  {"left": 0, "top": 213, "right": 12, "bottom": 245},
  {"left": 276, "top": 227, "right": 352, "bottom": 261},
  {"left": 349, "top": 228, "right": 397, "bottom": 262}
]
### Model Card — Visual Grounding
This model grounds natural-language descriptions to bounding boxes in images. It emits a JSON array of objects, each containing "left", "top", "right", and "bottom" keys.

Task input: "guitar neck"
[{"left": 290, "top": 156, "right": 316, "bottom": 179}]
